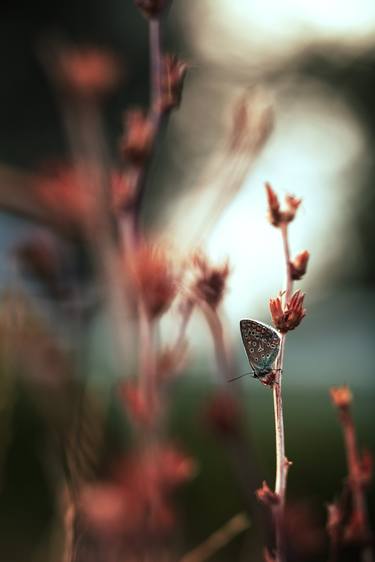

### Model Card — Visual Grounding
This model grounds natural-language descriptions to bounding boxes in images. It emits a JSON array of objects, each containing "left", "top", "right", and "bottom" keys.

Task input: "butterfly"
[{"left": 237, "top": 319, "right": 281, "bottom": 383}]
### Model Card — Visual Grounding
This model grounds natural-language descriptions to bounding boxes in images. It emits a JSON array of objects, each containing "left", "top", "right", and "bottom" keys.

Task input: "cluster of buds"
[
  {"left": 265, "top": 183, "right": 301, "bottom": 227},
  {"left": 159, "top": 54, "right": 189, "bottom": 113},
  {"left": 128, "top": 243, "right": 179, "bottom": 319},
  {"left": 190, "top": 252, "right": 230, "bottom": 309},
  {"left": 269, "top": 289, "right": 306, "bottom": 333}
]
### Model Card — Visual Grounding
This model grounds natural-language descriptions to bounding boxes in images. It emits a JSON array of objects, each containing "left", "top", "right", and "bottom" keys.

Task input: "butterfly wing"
[{"left": 240, "top": 319, "right": 281, "bottom": 377}]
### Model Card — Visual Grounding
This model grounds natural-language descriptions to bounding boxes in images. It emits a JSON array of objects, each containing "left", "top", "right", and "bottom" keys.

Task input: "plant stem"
[
  {"left": 272, "top": 223, "right": 292, "bottom": 562},
  {"left": 339, "top": 405, "right": 373, "bottom": 562},
  {"left": 200, "top": 301, "right": 232, "bottom": 384},
  {"left": 132, "top": 17, "right": 164, "bottom": 234},
  {"left": 281, "top": 222, "right": 292, "bottom": 304},
  {"left": 179, "top": 512, "right": 250, "bottom": 562},
  {"left": 149, "top": 19, "right": 162, "bottom": 113}
]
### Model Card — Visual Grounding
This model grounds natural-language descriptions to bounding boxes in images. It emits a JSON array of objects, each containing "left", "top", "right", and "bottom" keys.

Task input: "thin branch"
[
  {"left": 336, "top": 397, "right": 373, "bottom": 562},
  {"left": 149, "top": 19, "right": 163, "bottom": 112},
  {"left": 272, "top": 223, "right": 293, "bottom": 562},
  {"left": 180, "top": 512, "right": 250, "bottom": 562},
  {"left": 132, "top": 18, "right": 164, "bottom": 233}
]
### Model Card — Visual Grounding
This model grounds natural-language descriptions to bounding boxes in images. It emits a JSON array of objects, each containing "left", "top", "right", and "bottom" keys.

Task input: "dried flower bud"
[
  {"left": 284, "top": 194, "right": 301, "bottom": 221},
  {"left": 256, "top": 481, "right": 280, "bottom": 506},
  {"left": 269, "top": 290, "right": 306, "bottom": 333},
  {"left": 330, "top": 385, "right": 352, "bottom": 409},
  {"left": 265, "top": 183, "right": 301, "bottom": 227},
  {"left": 129, "top": 243, "right": 178, "bottom": 319},
  {"left": 290, "top": 250, "right": 310, "bottom": 280},
  {"left": 134, "top": 0, "right": 168, "bottom": 18},
  {"left": 191, "top": 252, "right": 230, "bottom": 309},
  {"left": 52, "top": 47, "right": 120, "bottom": 98},
  {"left": 120, "top": 109, "right": 155, "bottom": 166},
  {"left": 159, "top": 54, "right": 189, "bottom": 113},
  {"left": 265, "top": 182, "right": 282, "bottom": 226}
]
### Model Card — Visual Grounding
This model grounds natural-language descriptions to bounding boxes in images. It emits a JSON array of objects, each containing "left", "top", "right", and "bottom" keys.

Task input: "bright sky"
[
  {"left": 178, "top": 0, "right": 375, "bottom": 66},
  {"left": 165, "top": 84, "right": 367, "bottom": 326}
]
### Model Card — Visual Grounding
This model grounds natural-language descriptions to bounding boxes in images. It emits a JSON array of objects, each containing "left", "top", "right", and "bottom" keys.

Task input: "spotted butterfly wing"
[{"left": 240, "top": 319, "right": 280, "bottom": 378}]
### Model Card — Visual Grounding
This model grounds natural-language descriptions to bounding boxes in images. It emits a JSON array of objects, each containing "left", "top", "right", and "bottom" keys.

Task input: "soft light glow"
[
  {"left": 180, "top": 0, "right": 375, "bottom": 66},
  {"left": 165, "top": 85, "right": 367, "bottom": 329}
]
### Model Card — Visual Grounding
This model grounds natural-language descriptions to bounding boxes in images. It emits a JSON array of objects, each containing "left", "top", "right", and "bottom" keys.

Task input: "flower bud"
[
  {"left": 191, "top": 252, "right": 230, "bottom": 309},
  {"left": 265, "top": 183, "right": 301, "bottom": 227},
  {"left": 330, "top": 385, "right": 352, "bottom": 410},
  {"left": 159, "top": 54, "right": 189, "bottom": 113},
  {"left": 256, "top": 481, "right": 280, "bottom": 506},
  {"left": 269, "top": 290, "right": 306, "bottom": 333},
  {"left": 290, "top": 250, "right": 310, "bottom": 280},
  {"left": 120, "top": 109, "right": 155, "bottom": 166}
]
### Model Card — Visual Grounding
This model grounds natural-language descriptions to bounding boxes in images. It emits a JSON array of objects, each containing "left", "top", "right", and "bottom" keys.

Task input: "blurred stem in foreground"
[{"left": 329, "top": 386, "right": 373, "bottom": 562}]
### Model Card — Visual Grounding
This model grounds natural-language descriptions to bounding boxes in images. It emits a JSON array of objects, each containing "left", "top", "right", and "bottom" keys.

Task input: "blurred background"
[{"left": 0, "top": 0, "right": 374, "bottom": 560}]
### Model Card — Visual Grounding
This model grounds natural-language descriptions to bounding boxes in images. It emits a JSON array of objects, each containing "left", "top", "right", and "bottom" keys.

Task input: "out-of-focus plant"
[
  {"left": 327, "top": 386, "right": 373, "bottom": 562},
  {"left": 0, "top": 1, "right": 372, "bottom": 562}
]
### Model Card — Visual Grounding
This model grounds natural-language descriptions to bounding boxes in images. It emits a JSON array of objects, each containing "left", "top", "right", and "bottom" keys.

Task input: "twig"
[
  {"left": 331, "top": 387, "right": 373, "bottom": 562},
  {"left": 180, "top": 512, "right": 251, "bottom": 562},
  {"left": 132, "top": 18, "right": 164, "bottom": 234},
  {"left": 272, "top": 223, "right": 292, "bottom": 562},
  {"left": 199, "top": 301, "right": 232, "bottom": 384}
]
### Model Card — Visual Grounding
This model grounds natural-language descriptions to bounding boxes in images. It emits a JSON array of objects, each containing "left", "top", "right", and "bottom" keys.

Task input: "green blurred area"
[{"left": 0, "top": 369, "right": 373, "bottom": 561}]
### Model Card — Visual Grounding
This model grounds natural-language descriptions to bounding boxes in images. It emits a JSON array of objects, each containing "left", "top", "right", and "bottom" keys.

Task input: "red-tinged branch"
[
  {"left": 272, "top": 223, "right": 293, "bottom": 562},
  {"left": 131, "top": 18, "right": 164, "bottom": 236},
  {"left": 179, "top": 512, "right": 250, "bottom": 562},
  {"left": 281, "top": 223, "right": 292, "bottom": 306},
  {"left": 331, "top": 388, "right": 373, "bottom": 562},
  {"left": 138, "top": 299, "right": 157, "bottom": 408}
]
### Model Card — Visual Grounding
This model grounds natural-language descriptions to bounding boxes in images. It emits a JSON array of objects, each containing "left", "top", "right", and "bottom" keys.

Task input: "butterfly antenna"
[{"left": 228, "top": 372, "right": 253, "bottom": 382}]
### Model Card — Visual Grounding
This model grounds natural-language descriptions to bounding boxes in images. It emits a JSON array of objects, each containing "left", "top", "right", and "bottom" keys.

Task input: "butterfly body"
[{"left": 240, "top": 319, "right": 280, "bottom": 379}]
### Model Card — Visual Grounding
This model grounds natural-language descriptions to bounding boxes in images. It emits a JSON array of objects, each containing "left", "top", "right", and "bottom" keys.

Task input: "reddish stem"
[
  {"left": 338, "top": 406, "right": 373, "bottom": 562},
  {"left": 132, "top": 18, "right": 164, "bottom": 235},
  {"left": 272, "top": 222, "right": 292, "bottom": 562}
]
